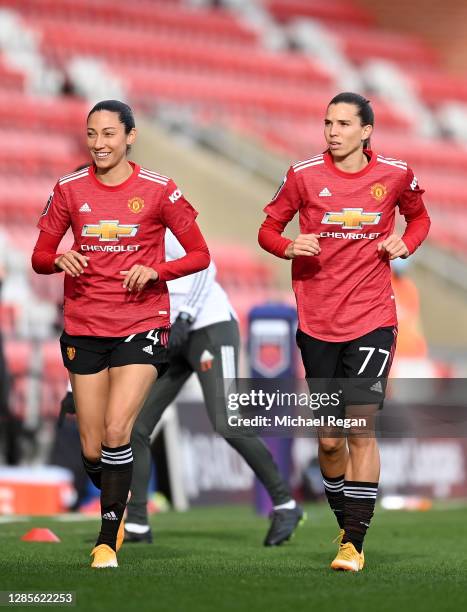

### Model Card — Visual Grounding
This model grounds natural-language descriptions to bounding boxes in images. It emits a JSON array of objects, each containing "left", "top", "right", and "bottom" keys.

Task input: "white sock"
[
  {"left": 273, "top": 499, "right": 297, "bottom": 511},
  {"left": 125, "top": 522, "right": 150, "bottom": 534}
]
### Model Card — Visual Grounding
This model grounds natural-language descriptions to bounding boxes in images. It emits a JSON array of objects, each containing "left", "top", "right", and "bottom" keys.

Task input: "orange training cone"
[{"left": 21, "top": 528, "right": 61, "bottom": 543}]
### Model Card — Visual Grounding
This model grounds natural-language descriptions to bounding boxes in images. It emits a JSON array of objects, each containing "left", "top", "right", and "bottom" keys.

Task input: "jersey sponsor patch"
[
  {"left": 319, "top": 187, "right": 332, "bottom": 197},
  {"left": 321, "top": 208, "right": 382, "bottom": 230},
  {"left": 79, "top": 203, "right": 92, "bottom": 212},
  {"left": 81, "top": 220, "right": 139, "bottom": 241},
  {"left": 41, "top": 192, "right": 54, "bottom": 216},
  {"left": 169, "top": 188, "right": 182, "bottom": 204},
  {"left": 410, "top": 176, "right": 419, "bottom": 191}
]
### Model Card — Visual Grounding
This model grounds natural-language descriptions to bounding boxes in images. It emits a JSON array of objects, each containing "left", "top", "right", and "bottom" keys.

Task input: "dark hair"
[
  {"left": 328, "top": 92, "right": 374, "bottom": 149},
  {"left": 87, "top": 100, "right": 135, "bottom": 153}
]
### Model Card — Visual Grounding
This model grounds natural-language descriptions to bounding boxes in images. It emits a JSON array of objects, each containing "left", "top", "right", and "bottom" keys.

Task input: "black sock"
[
  {"left": 342, "top": 480, "right": 378, "bottom": 553},
  {"left": 81, "top": 453, "right": 102, "bottom": 490},
  {"left": 322, "top": 473, "right": 345, "bottom": 529},
  {"left": 96, "top": 443, "right": 133, "bottom": 551}
]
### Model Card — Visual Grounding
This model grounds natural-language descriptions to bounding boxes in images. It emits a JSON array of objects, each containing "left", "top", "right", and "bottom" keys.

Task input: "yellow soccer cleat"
[
  {"left": 116, "top": 519, "right": 125, "bottom": 552},
  {"left": 90, "top": 544, "right": 118, "bottom": 569},
  {"left": 330, "top": 542, "right": 365, "bottom": 572}
]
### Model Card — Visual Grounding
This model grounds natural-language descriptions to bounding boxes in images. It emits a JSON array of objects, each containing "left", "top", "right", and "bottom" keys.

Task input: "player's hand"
[
  {"left": 285, "top": 234, "right": 321, "bottom": 258},
  {"left": 55, "top": 251, "right": 89, "bottom": 277},
  {"left": 120, "top": 266, "right": 158, "bottom": 292},
  {"left": 168, "top": 313, "right": 193, "bottom": 355},
  {"left": 377, "top": 234, "right": 409, "bottom": 260}
]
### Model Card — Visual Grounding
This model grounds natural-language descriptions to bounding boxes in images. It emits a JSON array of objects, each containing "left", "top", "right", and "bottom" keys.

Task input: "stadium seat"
[{"left": 265, "top": 0, "right": 372, "bottom": 28}]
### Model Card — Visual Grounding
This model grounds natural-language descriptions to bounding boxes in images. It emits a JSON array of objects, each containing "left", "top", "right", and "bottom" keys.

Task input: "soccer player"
[
  {"left": 258, "top": 92, "right": 430, "bottom": 571},
  {"left": 31, "top": 100, "right": 210, "bottom": 568},
  {"left": 124, "top": 229, "right": 303, "bottom": 546}
]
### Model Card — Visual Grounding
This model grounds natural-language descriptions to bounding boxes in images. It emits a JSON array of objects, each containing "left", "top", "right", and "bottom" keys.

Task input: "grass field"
[{"left": 1, "top": 503, "right": 466, "bottom": 612}]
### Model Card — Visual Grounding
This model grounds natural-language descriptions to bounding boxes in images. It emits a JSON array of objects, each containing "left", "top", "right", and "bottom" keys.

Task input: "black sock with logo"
[
  {"left": 342, "top": 480, "right": 378, "bottom": 553},
  {"left": 96, "top": 444, "right": 133, "bottom": 551}
]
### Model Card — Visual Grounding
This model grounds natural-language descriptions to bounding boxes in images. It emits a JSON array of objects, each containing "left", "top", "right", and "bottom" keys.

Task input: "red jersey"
[
  {"left": 262, "top": 150, "right": 430, "bottom": 342},
  {"left": 37, "top": 163, "right": 198, "bottom": 337}
]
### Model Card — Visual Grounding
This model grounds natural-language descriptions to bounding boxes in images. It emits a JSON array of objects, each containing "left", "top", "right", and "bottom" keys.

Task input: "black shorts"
[
  {"left": 296, "top": 326, "right": 397, "bottom": 408},
  {"left": 60, "top": 328, "right": 170, "bottom": 376}
]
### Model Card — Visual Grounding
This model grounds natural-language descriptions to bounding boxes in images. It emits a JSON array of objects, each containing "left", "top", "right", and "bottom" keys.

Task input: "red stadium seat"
[
  {"left": 6, "top": 0, "right": 258, "bottom": 43},
  {"left": 265, "top": 0, "right": 372, "bottom": 28},
  {"left": 0, "top": 57, "right": 25, "bottom": 92}
]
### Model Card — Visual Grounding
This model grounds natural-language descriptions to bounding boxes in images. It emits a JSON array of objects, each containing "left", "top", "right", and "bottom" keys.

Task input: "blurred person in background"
[
  {"left": 259, "top": 92, "right": 430, "bottom": 571},
  {"left": 125, "top": 229, "right": 304, "bottom": 546},
  {"left": 31, "top": 100, "right": 210, "bottom": 569}
]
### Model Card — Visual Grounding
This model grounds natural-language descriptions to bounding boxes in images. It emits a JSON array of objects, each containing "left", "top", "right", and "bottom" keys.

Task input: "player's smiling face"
[
  {"left": 324, "top": 103, "right": 373, "bottom": 160},
  {"left": 87, "top": 110, "right": 136, "bottom": 171}
]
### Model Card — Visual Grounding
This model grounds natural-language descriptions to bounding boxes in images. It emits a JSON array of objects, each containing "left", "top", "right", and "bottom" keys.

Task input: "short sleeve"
[
  {"left": 398, "top": 167, "right": 426, "bottom": 217},
  {"left": 264, "top": 166, "right": 301, "bottom": 223},
  {"left": 160, "top": 179, "right": 198, "bottom": 235},
  {"left": 37, "top": 182, "right": 71, "bottom": 237}
]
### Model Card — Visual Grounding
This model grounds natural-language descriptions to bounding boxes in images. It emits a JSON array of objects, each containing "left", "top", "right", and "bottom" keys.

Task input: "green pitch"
[{"left": 0, "top": 503, "right": 466, "bottom": 612}]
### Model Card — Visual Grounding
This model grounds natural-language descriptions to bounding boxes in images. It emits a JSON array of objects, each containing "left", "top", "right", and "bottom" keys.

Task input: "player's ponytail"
[
  {"left": 87, "top": 100, "right": 136, "bottom": 153},
  {"left": 328, "top": 92, "right": 374, "bottom": 150}
]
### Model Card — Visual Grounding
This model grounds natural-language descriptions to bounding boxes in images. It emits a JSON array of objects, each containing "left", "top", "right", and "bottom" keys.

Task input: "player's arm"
[
  {"left": 377, "top": 170, "right": 430, "bottom": 260},
  {"left": 164, "top": 229, "right": 216, "bottom": 352},
  {"left": 164, "top": 229, "right": 216, "bottom": 321},
  {"left": 156, "top": 180, "right": 210, "bottom": 281},
  {"left": 122, "top": 182, "right": 210, "bottom": 291},
  {"left": 258, "top": 167, "right": 320, "bottom": 259},
  {"left": 31, "top": 183, "right": 87, "bottom": 275},
  {"left": 155, "top": 222, "right": 210, "bottom": 281},
  {"left": 32, "top": 231, "right": 88, "bottom": 276}
]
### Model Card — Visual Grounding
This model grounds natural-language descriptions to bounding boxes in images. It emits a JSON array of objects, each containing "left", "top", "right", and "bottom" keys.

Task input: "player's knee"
[
  {"left": 104, "top": 423, "right": 131, "bottom": 447},
  {"left": 347, "top": 434, "right": 377, "bottom": 451},
  {"left": 319, "top": 437, "right": 345, "bottom": 455},
  {"left": 80, "top": 439, "right": 101, "bottom": 462}
]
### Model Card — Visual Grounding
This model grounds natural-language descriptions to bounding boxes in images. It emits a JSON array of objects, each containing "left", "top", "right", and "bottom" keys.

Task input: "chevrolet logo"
[
  {"left": 81, "top": 220, "right": 139, "bottom": 242},
  {"left": 321, "top": 208, "right": 381, "bottom": 230}
]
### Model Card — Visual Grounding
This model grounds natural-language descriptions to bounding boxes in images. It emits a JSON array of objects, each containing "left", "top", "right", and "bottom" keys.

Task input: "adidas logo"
[
  {"left": 142, "top": 345, "right": 154, "bottom": 356},
  {"left": 319, "top": 187, "right": 332, "bottom": 197},
  {"left": 370, "top": 381, "right": 383, "bottom": 393},
  {"left": 79, "top": 203, "right": 92, "bottom": 212},
  {"left": 102, "top": 511, "right": 118, "bottom": 521}
]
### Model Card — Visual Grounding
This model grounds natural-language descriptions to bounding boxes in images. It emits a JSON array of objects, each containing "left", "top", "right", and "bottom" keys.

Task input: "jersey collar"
[
  {"left": 89, "top": 161, "right": 140, "bottom": 191},
  {"left": 324, "top": 149, "right": 376, "bottom": 179}
]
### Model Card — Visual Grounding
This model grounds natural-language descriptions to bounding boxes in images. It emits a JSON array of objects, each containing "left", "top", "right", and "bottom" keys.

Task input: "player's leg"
[
  {"left": 69, "top": 370, "right": 108, "bottom": 490},
  {"left": 125, "top": 357, "right": 192, "bottom": 542},
  {"left": 331, "top": 326, "right": 396, "bottom": 571},
  {"left": 296, "top": 329, "right": 347, "bottom": 531},
  {"left": 92, "top": 362, "right": 157, "bottom": 561},
  {"left": 188, "top": 319, "right": 303, "bottom": 545},
  {"left": 91, "top": 328, "right": 168, "bottom": 563},
  {"left": 60, "top": 333, "right": 111, "bottom": 491}
]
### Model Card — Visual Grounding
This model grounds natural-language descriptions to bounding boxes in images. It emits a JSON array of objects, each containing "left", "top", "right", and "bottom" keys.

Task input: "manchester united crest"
[
  {"left": 370, "top": 183, "right": 387, "bottom": 201},
  {"left": 128, "top": 197, "right": 144, "bottom": 213},
  {"left": 67, "top": 346, "right": 76, "bottom": 361}
]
